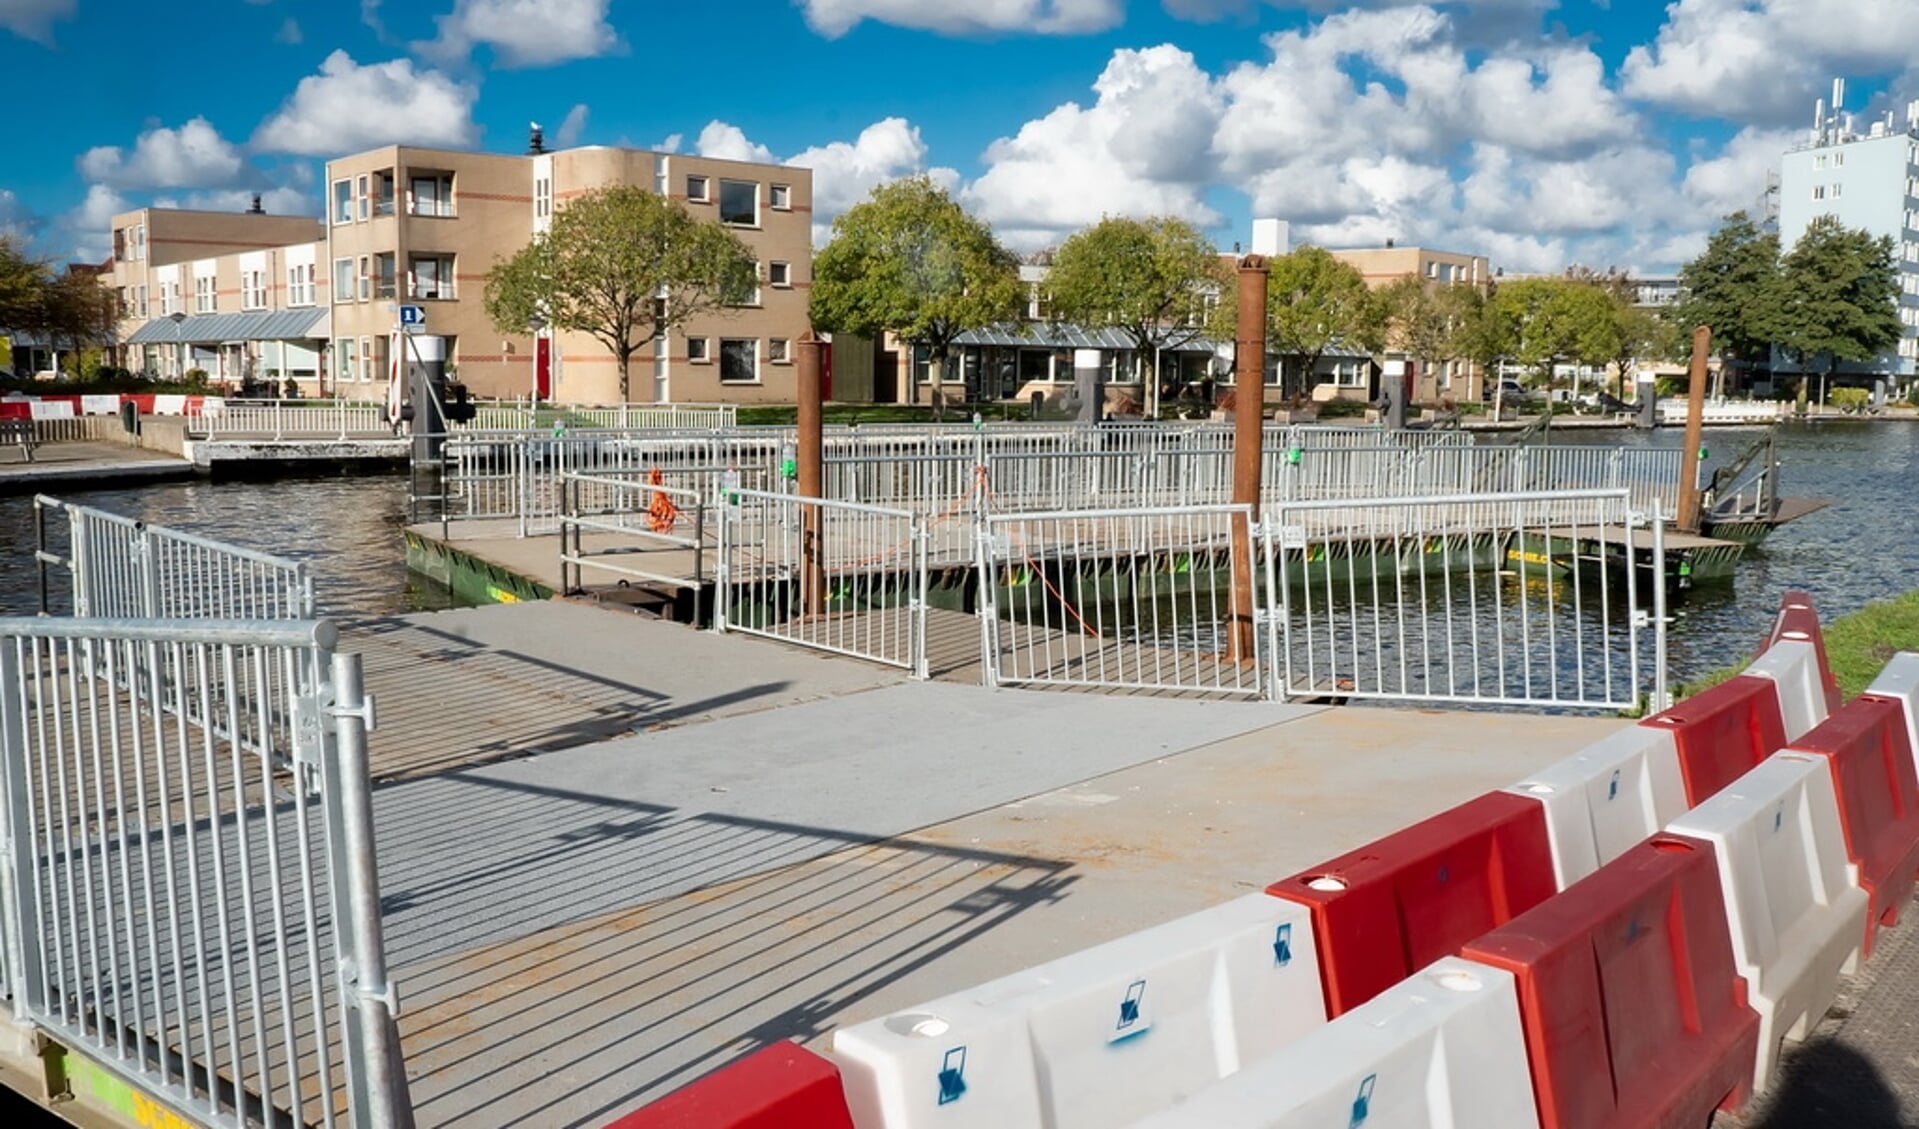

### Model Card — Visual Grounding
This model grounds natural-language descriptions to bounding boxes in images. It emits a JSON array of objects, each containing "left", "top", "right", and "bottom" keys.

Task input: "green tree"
[
  {"left": 810, "top": 176, "right": 1023, "bottom": 408},
  {"left": 1484, "top": 277, "right": 1621, "bottom": 395},
  {"left": 0, "top": 236, "right": 50, "bottom": 334},
  {"left": 483, "top": 184, "right": 758, "bottom": 402},
  {"left": 1043, "top": 216, "right": 1222, "bottom": 405},
  {"left": 1377, "top": 276, "right": 1485, "bottom": 401},
  {"left": 1775, "top": 214, "right": 1902, "bottom": 403},
  {"left": 39, "top": 269, "right": 118, "bottom": 359},
  {"left": 1216, "top": 246, "right": 1382, "bottom": 397},
  {"left": 1672, "top": 212, "right": 1784, "bottom": 380}
]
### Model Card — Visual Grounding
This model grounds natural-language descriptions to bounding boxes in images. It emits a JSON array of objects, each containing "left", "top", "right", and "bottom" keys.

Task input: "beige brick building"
[
  {"left": 106, "top": 141, "right": 813, "bottom": 404},
  {"left": 321, "top": 142, "right": 813, "bottom": 404},
  {"left": 1329, "top": 245, "right": 1492, "bottom": 402}
]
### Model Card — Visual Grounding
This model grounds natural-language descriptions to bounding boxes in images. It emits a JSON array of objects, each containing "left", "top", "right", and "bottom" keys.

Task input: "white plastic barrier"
[
  {"left": 1133, "top": 957, "right": 1540, "bottom": 1129},
  {"left": 80, "top": 394, "right": 123, "bottom": 415},
  {"left": 1504, "top": 726, "right": 1687, "bottom": 889},
  {"left": 1866, "top": 652, "right": 1919, "bottom": 778},
  {"left": 830, "top": 894, "right": 1323, "bottom": 1129},
  {"left": 1666, "top": 752, "right": 1866, "bottom": 1094},
  {"left": 1745, "top": 639, "right": 1831, "bottom": 742}
]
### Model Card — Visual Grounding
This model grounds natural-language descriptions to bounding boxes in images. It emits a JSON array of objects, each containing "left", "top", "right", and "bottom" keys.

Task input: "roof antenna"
[
  {"left": 528, "top": 122, "right": 547, "bottom": 155},
  {"left": 247, "top": 193, "right": 264, "bottom": 214}
]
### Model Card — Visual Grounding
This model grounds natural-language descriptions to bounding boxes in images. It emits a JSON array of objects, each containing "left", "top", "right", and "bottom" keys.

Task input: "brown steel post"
[
  {"left": 798, "top": 331, "right": 826, "bottom": 616},
  {"left": 1229, "top": 256, "right": 1269, "bottom": 664},
  {"left": 1676, "top": 325, "right": 1711, "bottom": 534}
]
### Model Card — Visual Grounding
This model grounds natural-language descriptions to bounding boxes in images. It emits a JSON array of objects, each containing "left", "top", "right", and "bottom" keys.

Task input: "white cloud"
[
  {"left": 252, "top": 51, "right": 480, "bottom": 156},
  {"left": 419, "top": 0, "right": 620, "bottom": 67},
  {"left": 276, "top": 17, "right": 302, "bottom": 44},
  {"left": 1622, "top": 0, "right": 1919, "bottom": 123},
  {"left": 965, "top": 44, "right": 1225, "bottom": 248},
  {"left": 555, "top": 103, "right": 589, "bottom": 148},
  {"left": 62, "top": 185, "right": 129, "bottom": 264},
  {"left": 0, "top": 0, "right": 74, "bottom": 45},
  {"left": 1680, "top": 126, "right": 1798, "bottom": 222},
  {"left": 149, "top": 188, "right": 314, "bottom": 217},
  {"left": 800, "top": 0, "right": 1123, "bottom": 38},
  {"left": 0, "top": 190, "right": 37, "bottom": 243},
  {"left": 79, "top": 118, "right": 247, "bottom": 191},
  {"left": 695, "top": 122, "right": 775, "bottom": 164}
]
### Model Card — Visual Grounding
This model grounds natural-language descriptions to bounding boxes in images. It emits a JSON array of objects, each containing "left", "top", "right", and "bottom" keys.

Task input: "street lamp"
[{"left": 527, "top": 314, "right": 548, "bottom": 412}]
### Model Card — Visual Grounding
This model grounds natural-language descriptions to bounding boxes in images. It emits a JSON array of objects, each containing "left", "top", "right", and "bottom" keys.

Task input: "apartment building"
[
  {"left": 322, "top": 141, "right": 813, "bottom": 404},
  {"left": 107, "top": 206, "right": 329, "bottom": 389},
  {"left": 1776, "top": 80, "right": 1919, "bottom": 381},
  {"left": 1329, "top": 245, "right": 1492, "bottom": 402}
]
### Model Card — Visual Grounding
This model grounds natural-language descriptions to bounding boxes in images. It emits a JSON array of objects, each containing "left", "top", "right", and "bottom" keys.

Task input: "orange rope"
[{"left": 646, "top": 467, "right": 680, "bottom": 534}]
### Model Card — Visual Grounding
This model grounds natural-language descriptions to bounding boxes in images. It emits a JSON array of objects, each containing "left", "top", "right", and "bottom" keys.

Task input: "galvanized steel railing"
[
  {"left": 35, "top": 497, "right": 314, "bottom": 620},
  {"left": 192, "top": 401, "right": 391, "bottom": 440},
  {"left": 1267, "top": 489, "right": 1660, "bottom": 709},
  {"left": 716, "top": 490, "right": 928, "bottom": 675},
  {"left": 558, "top": 471, "right": 713, "bottom": 592},
  {"left": 0, "top": 616, "right": 409, "bottom": 1129}
]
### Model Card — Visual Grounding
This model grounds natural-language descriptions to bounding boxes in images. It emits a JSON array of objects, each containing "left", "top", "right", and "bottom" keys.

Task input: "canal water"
[{"left": 1, "top": 419, "right": 1913, "bottom": 684}]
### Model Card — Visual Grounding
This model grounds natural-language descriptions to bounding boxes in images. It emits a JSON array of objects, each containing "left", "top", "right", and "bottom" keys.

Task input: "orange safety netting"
[{"left": 646, "top": 468, "right": 679, "bottom": 533}]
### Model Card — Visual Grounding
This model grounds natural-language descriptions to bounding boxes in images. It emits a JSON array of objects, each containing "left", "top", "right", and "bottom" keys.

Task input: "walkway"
[{"left": 0, "top": 440, "right": 190, "bottom": 491}]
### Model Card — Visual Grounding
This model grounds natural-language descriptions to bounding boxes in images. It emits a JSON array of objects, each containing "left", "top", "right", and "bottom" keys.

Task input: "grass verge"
[{"left": 1674, "top": 588, "right": 1919, "bottom": 701}]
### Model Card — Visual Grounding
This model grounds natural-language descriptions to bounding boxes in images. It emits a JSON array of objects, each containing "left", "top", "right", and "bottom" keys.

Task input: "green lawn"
[
  {"left": 733, "top": 402, "right": 1068, "bottom": 426},
  {"left": 1676, "top": 588, "right": 1919, "bottom": 701}
]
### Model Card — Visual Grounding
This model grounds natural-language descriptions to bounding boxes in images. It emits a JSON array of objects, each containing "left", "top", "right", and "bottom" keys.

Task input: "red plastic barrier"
[
  {"left": 602, "top": 1042, "right": 854, "bottom": 1129},
  {"left": 127, "top": 394, "right": 156, "bottom": 415},
  {"left": 0, "top": 401, "right": 27, "bottom": 420},
  {"left": 1641, "top": 675, "right": 1787, "bottom": 806},
  {"left": 1266, "top": 790, "right": 1555, "bottom": 1017},
  {"left": 1461, "top": 837, "right": 1760, "bottom": 1129},
  {"left": 1763, "top": 590, "right": 1843, "bottom": 713},
  {"left": 1790, "top": 695, "right": 1919, "bottom": 957}
]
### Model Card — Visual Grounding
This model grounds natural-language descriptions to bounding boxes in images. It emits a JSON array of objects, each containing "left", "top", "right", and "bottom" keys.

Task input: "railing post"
[
  {"left": 1651, "top": 501, "right": 1670, "bottom": 713},
  {"left": 324, "top": 651, "right": 415, "bottom": 1129},
  {"left": 1229, "top": 254, "right": 1269, "bottom": 665},
  {"left": 797, "top": 332, "right": 826, "bottom": 617},
  {"left": 0, "top": 635, "right": 45, "bottom": 1017}
]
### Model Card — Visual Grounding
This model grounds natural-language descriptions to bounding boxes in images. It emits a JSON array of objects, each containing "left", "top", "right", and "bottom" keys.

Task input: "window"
[
  {"left": 1815, "top": 154, "right": 1828, "bottom": 170},
  {"left": 770, "top": 183, "right": 791, "bottom": 210},
  {"left": 1835, "top": 151, "right": 1844, "bottom": 167},
  {"left": 117, "top": 287, "right": 130, "bottom": 316},
  {"left": 335, "top": 337, "right": 358, "bottom": 385},
  {"left": 373, "top": 169, "right": 395, "bottom": 217},
  {"left": 535, "top": 176, "right": 552, "bottom": 220},
  {"left": 1813, "top": 185, "right": 1826, "bottom": 200},
  {"left": 768, "top": 338, "right": 790, "bottom": 364},
  {"left": 718, "top": 180, "right": 757, "bottom": 226},
  {"left": 357, "top": 255, "right": 371, "bottom": 301},
  {"left": 332, "top": 180, "right": 353, "bottom": 224},
  {"left": 287, "top": 264, "right": 314, "bottom": 307},
  {"left": 686, "top": 175, "right": 709, "bottom": 202},
  {"left": 687, "top": 336, "right": 709, "bottom": 363},
  {"left": 409, "top": 254, "right": 455, "bottom": 299},
  {"left": 356, "top": 174, "right": 370, "bottom": 221},
  {"left": 719, "top": 337, "right": 757, "bottom": 383},
  {"left": 769, "top": 260, "right": 792, "bottom": 288},
  {"left": 134, "top": 224, "right": 146, "bottom": 261},
  {"left": 241, "top": 269, "right": 267, "bottom": 310},
  {"left": 1833, "top": 183, "right": 1842, "bottom": 198},
  {"left": 158, "top": 278, "right": 180, "bottom": 317},
  {"left": 333, "top": 259, "right": 354, "bottom": 304},
  {"left": 136, "top": 285, "right": 148, "bottom": 318},
  {"left": 728, "top": 267, "right": 761, "bottom": 307},
  {"left": 196, "top": 274, "right": 217, "bottom": 313},
  {"left": 373, "top": 252, "right": 397, "bottom": 299},
  {"left": 410, "top": 173, "right": 454, "bottom": 217},
  {"left": 360, "top": 336, "right": 373, "bottom": 382},
  {"left": 113, "top": 229, "right": 128, "bottom": 262}
]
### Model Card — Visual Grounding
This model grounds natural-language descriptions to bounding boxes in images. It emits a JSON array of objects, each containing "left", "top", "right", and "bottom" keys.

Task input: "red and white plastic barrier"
[
  {"left": 1503, "top": 726, "right": 1687, "bottom": 889},
  {"left": 602, "top": 1042, "right": 855, "bottom": 1129},
  {"left": 1743, "top": 639, "right": 1833, "bottom": 742},
  {"left": 1867, "top": 653, "right": 1919, "bottom": 779},
  {"left": 1130, "top": 958, "right": 1540, "bottom": 1129},
  {"left": 1666, "top": 752, "right": 1867, "bottom": 1093},
  {"left": 0, "top": 392, "right": 217, "bottom": 420},
  {"left": 830, "top": 894, "right": 1323, "bottom": 1129},
  {"left": 1763, "top": 590, "right": 1844, "bottom": 715}
]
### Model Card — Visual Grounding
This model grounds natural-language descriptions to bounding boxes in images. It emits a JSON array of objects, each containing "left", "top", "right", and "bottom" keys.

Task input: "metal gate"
[
  {"left": 976, "top": 504, "right": 1266, "bottom": 697},
  {"left": 0, "top": 617, "right": 410, "bottom": 1128},
  {"left": 1265, "top": 490, "right": 1662, "bottom": 710},
  {"left": 716, "top": 489, "right": 928, "bottom": 676}
]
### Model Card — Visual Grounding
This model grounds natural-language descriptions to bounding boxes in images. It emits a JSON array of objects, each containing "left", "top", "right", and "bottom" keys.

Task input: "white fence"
[
  {"left": 716, "top": 490, "right": 927, "bottom": 675},
  {"left": 1657, "top": 399, "right": 1787, "bottom": 425},
  {"left": 976, "top": 504, "right": 1267, "bottom": 698},
  {"left": 192, "top": 400, "right": 390, "bottom": 440},
  {"left": 0, "top": 617, "right": 409, "bottom": 1128},
  {"left": 1267, "top": 490, "right": 1655, "bottom": 709},
  {"left": 558, "top": 471, "right": 714, "bottom": 592},
  {"left": 35, "top": 496, "right": 314, "bottom": 620}
]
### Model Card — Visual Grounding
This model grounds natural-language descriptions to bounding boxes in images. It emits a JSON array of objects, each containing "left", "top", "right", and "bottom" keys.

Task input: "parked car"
[{"left": 1483, "top": 379, "right": 1539, "bottom": 404}]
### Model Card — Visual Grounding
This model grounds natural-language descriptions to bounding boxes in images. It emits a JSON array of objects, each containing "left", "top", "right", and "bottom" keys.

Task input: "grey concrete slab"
[
  {"left": 372, "top": 682, "right": 1316, "bottom": 968},
  {"left": 390, "top": 705, "right": 1623, "bottom": 1128}
]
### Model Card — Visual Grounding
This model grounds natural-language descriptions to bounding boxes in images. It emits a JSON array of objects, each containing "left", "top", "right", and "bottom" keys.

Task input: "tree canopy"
[
  {"left": 1377, "top": 276, "right": 1480, "bottom": 392},
  {"left": 1213, "top": 246, "right": 1382, "bottom": 396},
  {"left": 1043, "top": 216, "right": 1222, "bottom": 357},
  {"left": 1481, "top": 276, "right": 1623, "bottom": 384},
  {"left": 0, "top": 237, "right": 118, "bottom": 374},
  {"left": 809, "top": 176, "right": 1022, "bottom": 401},
  {"left": 1774, "top": 214, "right": 1901, "bottom": 378},
  {"left": 1671, "top": 212, "right": 1783, "bottom": 371},
  {"left": 483, "top": 184, "right": 757, "bottom": 401}
]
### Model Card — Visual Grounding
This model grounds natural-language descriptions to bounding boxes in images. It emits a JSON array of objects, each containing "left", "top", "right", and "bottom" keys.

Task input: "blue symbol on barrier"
[
  {"left": 1117, "top": 979, "right": 1146, "bottom": 1030},
  {"left": 1608, "top": 769, "right": 1621, "bottom": 801},
  {"left": 1775, "top": 810, "right": 1785, "bottom": 833},
  {"left": 1350, "top": 1073, "right": 1377, "bottom": 1127},
  {"left": 937, "top": 1047, "right": 967, "bottom": 1105},
  {"left": 1626, "top": 916, "right": 1645, "bottom": 943},
  {"left": 1273, "top": 923, "right": 1293, "bottom": 966},
  {"left": 1436, "top": 864, "right": 1451, "bottom": 885}
]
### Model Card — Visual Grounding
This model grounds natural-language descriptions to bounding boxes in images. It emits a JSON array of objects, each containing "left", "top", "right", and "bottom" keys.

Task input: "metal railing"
[
  {"left": 1266, "top": 489, "right": 1658, "bottom": 709},
  {"left": 0, "top": 617, "right": 409, "bottom": 1128},
  {"left": 192, "top": 401, "right": 391, "bottom": 441},
  {"left": 976, "top": 504, "right": 1265, "bottom": 697},
  {"left": 36, "top": 497, "right": 314, "bottom": 620},
  {"left": 558, "top": 471, "right": 712, "bottom": 592},
  {"left": 466, "top": 402, "right": 738, "bottom": 431},
  {"left": 716, "top": 490, "right": 928, "bottom": 675}
]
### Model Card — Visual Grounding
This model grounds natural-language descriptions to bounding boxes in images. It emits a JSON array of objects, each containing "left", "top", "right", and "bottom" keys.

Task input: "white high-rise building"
[{"left": 1776, "top": 78, "right": 1919, "bottom": 378}]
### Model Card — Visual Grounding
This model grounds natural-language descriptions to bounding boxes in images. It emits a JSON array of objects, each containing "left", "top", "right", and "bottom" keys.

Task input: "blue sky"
[{"left": 4, "top": 0, "right": 1917, "bottom": 275}]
